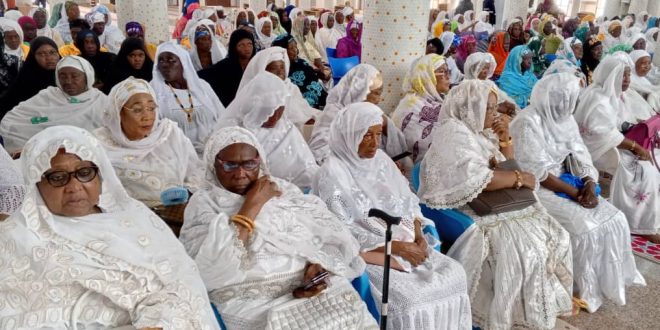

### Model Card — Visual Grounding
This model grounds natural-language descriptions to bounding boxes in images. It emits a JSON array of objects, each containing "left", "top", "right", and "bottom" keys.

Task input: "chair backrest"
[
  {"left": 328, "top": 55, "right": 360, "bottom": 85},
  {"left": 326, "top": 47, "right": 336, "bottom": 58}
]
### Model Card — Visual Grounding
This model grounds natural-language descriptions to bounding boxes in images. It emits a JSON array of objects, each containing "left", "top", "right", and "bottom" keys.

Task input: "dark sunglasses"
[{"left": 42, "top": 166, "right": 99, "bottom": 187}]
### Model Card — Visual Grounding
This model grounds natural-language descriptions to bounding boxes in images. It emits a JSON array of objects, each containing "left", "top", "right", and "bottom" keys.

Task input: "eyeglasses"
[
  {"left": 122, "top": 105, "right": 158, "bottom": 116},
  {"left": 35, "top": 50, "right": 59, "bottom": 58},
  {"left": 42, "top": 166, "right": 99, "bottom": 187},
  {"left": 215, "top": 157, "right": 260, "bottom": 172}
]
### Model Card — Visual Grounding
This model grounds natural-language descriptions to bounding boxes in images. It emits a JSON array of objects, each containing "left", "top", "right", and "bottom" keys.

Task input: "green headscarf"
[{"left": 48, "top": 3, "right": 63, "bottom": 28}]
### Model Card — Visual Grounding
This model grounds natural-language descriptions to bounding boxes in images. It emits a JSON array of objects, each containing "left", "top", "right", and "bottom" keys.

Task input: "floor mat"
[{"left": 632, "top": 235, "right": 660, "bottom": 264}]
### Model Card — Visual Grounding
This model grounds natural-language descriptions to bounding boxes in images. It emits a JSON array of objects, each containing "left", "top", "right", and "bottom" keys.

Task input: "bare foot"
[{"left": 642, "top": 234, "right": 660, "bottom": 244}]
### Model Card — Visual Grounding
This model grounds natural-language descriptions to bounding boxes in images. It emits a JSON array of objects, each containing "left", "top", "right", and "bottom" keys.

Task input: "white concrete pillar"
[
  {"left": 116, "top": 0, "right": 169, "bottom": 44},
  {"left": 500, "top": 0, "right": 527, "bottom": 30},
  {"left": 474, "top": 0, "right": 484, "bottom": 13},
  {"left": 569, "top": 0, "right": 581, "bottom": 16},
  {"left": 602, "top": 0, "right": 622, "bottom": 19},
  {"left": 248, "top": 0, "right": 267, "bottom": 13},
  {"left": 628, "top": 0, "right": 648, "bottom": 15},
  {"left": 649, "top": 0, "right": 660, "bottom": 17},
  {"left": 362, "top": 0, "right": 427, "bottom": 114}
]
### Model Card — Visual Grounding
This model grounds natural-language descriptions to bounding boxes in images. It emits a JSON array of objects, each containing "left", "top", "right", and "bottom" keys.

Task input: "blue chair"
[
  {"left": 211, "top": 303, "right": 227, "bottom": 330},
  {"left": 326, "top": 47, "right": 336, "bottom": 58},
  {"left": 351, "top": 272, "right": 381, "bottom": 321},
  {"left": 328, "top": 55, "right": 360, "bottom": 85},
  {"left": 411, "top": 163, "right": 474, "bottom": 249}
]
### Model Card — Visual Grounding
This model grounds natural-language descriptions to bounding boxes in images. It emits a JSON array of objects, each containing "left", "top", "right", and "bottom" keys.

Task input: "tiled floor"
[{"left": 558, "top": 256, "right": 660, "bottom": 330}]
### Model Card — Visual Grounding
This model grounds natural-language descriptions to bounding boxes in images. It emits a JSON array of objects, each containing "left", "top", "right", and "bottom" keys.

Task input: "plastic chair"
[
  {"left": 411, "top": 163, "right": 474, "bottom": 249},
  {"left": 328, "top": 55, "right": 360, "bottom": 85},
  {"left": 351, "top": 271, "right": 381, "bottom": 322},
  {"left": 326, "top": 47, "right": 336, "bottom": 58}
]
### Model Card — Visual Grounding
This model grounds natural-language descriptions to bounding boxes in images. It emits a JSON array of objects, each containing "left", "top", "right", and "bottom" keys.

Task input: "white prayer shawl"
[
  {"left": 0, "top": 56, "right": 108, "bottom": 154},
  {"left": 645, "top": 27, "right": 658, "bottom": 54},
  {"left": 188, "top": 19, "right": 227, "bottom": 71},
  {"left": 629, "top": 49, "right": 660, "bottom": 114},
  {"left": 179, "top": 127, "right": 374, "bottom": 330},
  {"left": 94, "top": 77, "right": 204, "bottom": 207},
  {"left": 603, "top": 20, "right": 623, "bottom": 52},
  {"left": 29, "top": 8, "right": 64, "bottom": 47},
  {"left": 511, "top": 73, "right": 645, "bottom": 312},
  {"left": 313, "top": 102, "right": 472, "bottom": 330},
  {"left": 54, "top": 3, "right": 73, "bottom": 44},
  {"left": 255, "top": 17, "right": 275, "bottom": 49},
  {"left": 236, "top": 47, "right": 320, "bottom": 127},
  {"left": 316, "top": 12, "right": 342, "bottom": 61},
  {"left": 419, "top": 80, "right": 574, "bottom": 329},
  {"left": 0, "top": 147, "right": 24, "bottom": 216},
  {"left": 87, "top": 8, "right": 125, "bottom": 54},
  {"left": 151, "top": 42, "right": 224, "bottom": 155},
  {"left": 220, "top": 71, "right": 319, "bottom": 190},
  {"left": 0, "top": 18, "right": 25, "bottom": 60},
  {"left": 392, "top": 54, "right": 446, "bottom": 162},
  {"left": 0, "top": 126, "right": 218, "bottom": 329},
  {"left": 474, "top": 11, "right": 493, "bottom": 34},
  {"left": 309, "top": 64, "right": 407, "bottom": 164},
  {"left": 462, "top": 52, "right": 519, "bottom": 111},
  {"left": 334, "top": 11, "right": 347, "bottom": 38},
  {"left": 574, "top": 55, "right": 628, "bottom": 162}
]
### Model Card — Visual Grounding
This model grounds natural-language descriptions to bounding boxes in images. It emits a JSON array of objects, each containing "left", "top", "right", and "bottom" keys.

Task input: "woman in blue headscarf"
[{"left": 497, "top": 45, "right": 538, "bottom": 108}]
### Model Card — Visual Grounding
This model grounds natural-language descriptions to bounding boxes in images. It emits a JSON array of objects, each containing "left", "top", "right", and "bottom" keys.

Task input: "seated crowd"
[{"left": 0, "top": 1, "right": 658, "bottom": 329}]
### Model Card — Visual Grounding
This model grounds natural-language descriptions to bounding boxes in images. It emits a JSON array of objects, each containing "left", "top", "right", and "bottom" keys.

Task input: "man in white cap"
[
  {"left": 87, "top": 11, "right": 123, "bottom": 54},
  {"left": 215, "top": 6, "right": 234, "bottom": 46}
]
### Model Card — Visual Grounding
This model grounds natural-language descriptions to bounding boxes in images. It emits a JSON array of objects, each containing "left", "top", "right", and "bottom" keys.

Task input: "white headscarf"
[
  {"left": 316, "top": 11, "right": 342, "bottom": 60},
  {"left": 474, "top": 11, "right": 493, "bottom": 34},
  {"left": 94, "top": 77, "right": 204, "bottom": 206},
  {"left": 289, "top": 7, "right": 303, "bottom": 22},
  {"left": 0, "top": 147, "right": 24, "bottom": 216},
  {"left": 3, "top": 10, "right": 21, "bottom": 21},
  {"left": 511, "top": 73, "right": 597, "bottom": 182},
  {"left": 236, "top": 46, "right": 319, "bottom": 126},
  {"left": 0, "top": 56, "right": 108, "bottom": 154},
  {"left": 0, "top": 126, "right": 218, "bottom": 329},
  {"left": 150, "top": 42, "right": 224, "bottom": 154},
  {"left": 313, "top": 102, "right": 425, "bottom": 262},
  {"left": 556, "top": 37, "right": 582, "bottom": 66},
  {"left": 645, "top": 27, "right": 658, "bottom": 53},
  {"left": 0, "top": 17, "right": 24, "bottom": 59},
  {"left": 440, "top": 31, "right": 455, "bottom": 56},
  {"left": 463, "top": 52, "right": 496, "bottom": 80},
  {"left": 180, "top": 126, "right": 364, "bottom": 281},
  {"left": 220, "top": 71, "right": 319, "bottom": 190},
  {"left": 392, "top": 54, "right": 446, "bottom": 162},
  {"left": 309, "top": 64, "right": 407, "bottom": 164},
  {"left": 418, "top": 79, "right": 503, "bottom": 209},
  {"left": 626, "top": 49, "right": 660, "bottom": 115},
  {"left": 255, "top": 17, "right": 275, "bottom": 48},
  {"left": 188, "top": 19, "right": 227, "bottom": 71},
  {"left": 573, "top": 55, "right": 628, "bottom": 162}
]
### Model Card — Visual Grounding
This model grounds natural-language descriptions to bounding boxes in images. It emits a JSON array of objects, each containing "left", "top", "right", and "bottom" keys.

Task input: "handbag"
[
  {"left": 468, "top": 159, "right": 537, "bottom": 216},
  {"left": 624, "top": 114, "right": 660, "bottom": 171},
  {"left": 563, "top": 153, "right": 586, "bottom": 177},
  {"left": 151, "top": 203, "right": 188, "bottom": 237}
]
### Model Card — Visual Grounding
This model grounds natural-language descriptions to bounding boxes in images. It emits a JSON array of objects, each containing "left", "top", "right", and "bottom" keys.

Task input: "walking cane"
[{"left": 368, "top": 208, "right": 401, "bottom": 330}]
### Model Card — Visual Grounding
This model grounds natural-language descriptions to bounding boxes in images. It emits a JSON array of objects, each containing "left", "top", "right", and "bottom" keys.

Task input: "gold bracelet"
[
  {"left": 513, "top": 170, "right": 523, "bottom": 190},
  {"left": 233, "top": 214, "right": 255, "bottom": 229},
  {"left": 231, "top": 216, "right": 254, "bottom": 233},
  {"left": 499, "top": 137, "right": 513, "bottom": 148}
]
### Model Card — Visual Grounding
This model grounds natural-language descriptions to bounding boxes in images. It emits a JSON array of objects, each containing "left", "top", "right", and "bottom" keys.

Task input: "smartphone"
[{"left": 300, "top": 271, "right": 330, "bottom": 290}]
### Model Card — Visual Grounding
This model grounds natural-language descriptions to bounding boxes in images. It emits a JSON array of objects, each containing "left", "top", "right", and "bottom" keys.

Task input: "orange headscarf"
[{"left": 488, "top": 31, "right": 510, "bottom": 75}]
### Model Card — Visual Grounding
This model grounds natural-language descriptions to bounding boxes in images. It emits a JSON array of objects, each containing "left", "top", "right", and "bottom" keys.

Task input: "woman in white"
[
  {"left": 313, "top": 102, "right": 472, "bottom": 330},
  {"left": 628, "top": 49, "right": 660, "bottom": 113},
  {"left": 188, "top": 19, "right": 227, "bottom": 71},
  {"left": 463, "top": 52, "right": 519, "bottom": 115},
  {"left": 151, "top": 42, "right": 224, "bottom": 155},
  {"left": 309, "top": 64, "right": 407, "bottom": 164},
  {"left": 645, "top": 27, "right": 658, "bottom": 55},
  {"left": 179, "top": 126, "right": 378, "bottom": 330},
  {"left": 89, "top": 4, "right": 126, "bottom": 54},
  {"left": 440, "top": 31, "right": 464, "bottom": 85},
  {"left": 419, "top": 79, "right": 573, "bottom": 329},
  {"left": 220, "top": 71, "right": 318, "bottom": 191},
  {"left": 0, "top": 125, "right": 218, "bottom": 329},
  {"left": 0, "top": 147, "right": 24, "bottom": 221},
  {"left": 236, "top": 46, "right": 320, "bottom": 127},
  {"left": 511, "top": 73, "right": 645, "bottom": 312},
  {"left": 94, "top": 77, "right": 203, "bottom": 207},
  {"left": 392, "top": 54, "right": 448, "bottom": 163},
  {"left": 316, "top": 11, "right": 342, "bottom": 61},
  {"left": 574, "top": 55, "right": 660, "bottom": 243},
  {"left": 0, "top": 17, "right": 27, "bottom": 61},
  {"left": 30, "top": 8, "right": 64, "bottom": 47},
  {"left": 0, "top": 56, "right": 108, "bottom": 154},
  {"left": 474, "top": 11, "right": 493, "bottom": 35},
  {"left": 255, "top": 17, "right": 275, "bottom": 49}
]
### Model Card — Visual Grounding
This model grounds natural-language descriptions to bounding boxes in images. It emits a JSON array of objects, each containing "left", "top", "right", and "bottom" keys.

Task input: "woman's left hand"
[
  {"left": 292, "top": 263, "right": 328, "bottom": 299},
  {"left": 413, "top": 219, "right": 429, "bottom": 257},
  {"left": 577, "top": 182, "right": 599, "bottom": 209},
  {"left": 493, "top": 115, "right": 512, "bottom": 142}
]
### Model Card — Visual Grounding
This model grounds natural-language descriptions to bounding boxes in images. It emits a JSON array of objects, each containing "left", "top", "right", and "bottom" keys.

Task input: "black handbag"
[{"left": 468, "top": 159, "right": 537, "bottom": 216}]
